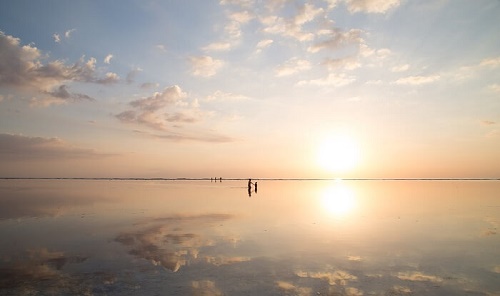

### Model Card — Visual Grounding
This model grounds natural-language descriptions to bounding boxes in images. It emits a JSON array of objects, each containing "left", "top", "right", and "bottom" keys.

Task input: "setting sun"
[{"left": 317, "top": 134, "right": 361, "bottom": 174}]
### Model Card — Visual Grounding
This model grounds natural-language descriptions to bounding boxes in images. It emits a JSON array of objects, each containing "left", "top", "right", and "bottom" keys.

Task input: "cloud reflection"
[{"left": 115, "top": 214, "right": 238, "bottom": 272}]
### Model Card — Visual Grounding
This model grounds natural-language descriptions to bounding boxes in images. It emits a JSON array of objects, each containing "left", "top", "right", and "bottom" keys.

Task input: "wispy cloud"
[
  {"left": 206, "top": 90, "right": 249, "bottom": 102},
  {"left": 53, "top": 33, "right": 61, "bottom": 43},
  {"left": 255, "top": 39, "right": 273, "bottom": 54},
  {"left": 104, "top": 54, "right": 113, "bottom": 64},
  {"left": 0, "top": 133, "right": 109, "bottom": 160},
  {"left": 344, "top": 0, "right": 400, "bottom": 14},
  {"left": 64, "top": 28, "right": 76, "bottom": 39},
  {"left": 189, "top": 56, "right": 224, "bottom": 77},
  {"left": 307, "top": 29, "right": 363, "bottom": 53},
  {"left": 275, "top": 58, "right": 311, "bottom": 77},
  {"left": 297, "top": 73, "right": 355, "bottom": 87},
  {"left": 395, "top": 74, "right": 440, "bottom": 85}
]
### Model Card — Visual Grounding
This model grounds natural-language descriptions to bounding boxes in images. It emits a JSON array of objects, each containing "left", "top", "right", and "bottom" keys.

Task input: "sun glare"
[
  {"left": 317, "top": 134, "right": 360, "bottom": 174},
  {"left": 321, "top": 181, "right": 356, "bottom": 217}
]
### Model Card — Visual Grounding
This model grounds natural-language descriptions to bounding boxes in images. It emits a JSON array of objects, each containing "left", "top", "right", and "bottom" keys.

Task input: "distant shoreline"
[{"left": 1, "top": 177, "right": 499, "bottom": 181}]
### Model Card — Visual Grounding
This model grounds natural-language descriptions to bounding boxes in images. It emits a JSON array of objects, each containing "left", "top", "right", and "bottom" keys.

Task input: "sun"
[{"left": 317, "top": 134, "right": 360, "bottom": 173}]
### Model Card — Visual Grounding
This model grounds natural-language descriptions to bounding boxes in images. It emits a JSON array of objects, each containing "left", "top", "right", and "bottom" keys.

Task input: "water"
[{"left": 0, "top": 179, "right": 499, "bottom": 295}]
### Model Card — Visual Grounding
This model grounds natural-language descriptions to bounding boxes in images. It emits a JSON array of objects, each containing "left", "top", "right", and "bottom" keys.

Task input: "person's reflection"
[{"left": 247, "top": 179, "right": 255, "bottom": 197}]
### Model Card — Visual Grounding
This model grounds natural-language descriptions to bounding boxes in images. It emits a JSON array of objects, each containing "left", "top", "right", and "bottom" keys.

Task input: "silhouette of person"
[
  {"left": 248, "top": 179, "right": 253, "bottom": 190},
  {"left": 248, "top": 186, "right": 252, "bottom": 197},
  {"left": 254, "top": 181, "right": 258, "bottom": 193}
]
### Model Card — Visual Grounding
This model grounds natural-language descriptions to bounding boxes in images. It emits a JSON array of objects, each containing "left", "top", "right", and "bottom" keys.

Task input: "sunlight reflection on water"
[
  {"left": 0, "top": 179, "right": 499, "bottom": 295},
  {"left": 320, "top": 180, "right": 356, "bottom": 217}
]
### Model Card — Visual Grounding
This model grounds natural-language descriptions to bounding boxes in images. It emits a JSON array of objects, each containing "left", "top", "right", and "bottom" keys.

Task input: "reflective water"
[{"left": 0, "top": 179, "right": 499, "bottom": 295}]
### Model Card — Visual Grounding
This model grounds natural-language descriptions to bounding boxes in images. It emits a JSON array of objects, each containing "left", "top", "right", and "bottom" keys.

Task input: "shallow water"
[{"left": 0, "top": 179, "right": 499, "bottom": 295}]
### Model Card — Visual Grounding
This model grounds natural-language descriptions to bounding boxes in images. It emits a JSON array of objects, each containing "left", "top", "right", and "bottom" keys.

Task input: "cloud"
[
  {"left": 205, "top": 90, "right": 249, "bottom": 101},
  {"left": 136, "top": 129, "right": 235, "bottom": 143},
  {"left": 479, "top": 57, "right": 500, "bottom": 68},
  {"left": 275, "top": 58, "right": 311, "bottom": 77},
  {"left": 0, "top": 31, "right": 119, "bottom": 105},
  {"left": 296, "top": 269, "right": 357, "bottom": 286},
  {"left": 391, "top": 64, "right": 410, "bottom": 72},
  {"left": 189, "top": 56, "right": 224, "bottom": 77},
  {"left": 308, "top": 29, "right": 363, "bottom": 53},
  {"left": 104, "top": 54, "right": 113, "bottom": 64},
  {"left": 96, "top": 72, "right": 120, "bottom": 84},
  {"left": 155, "top": 44, "right": 167, "bottom": 52},
  {"left": 0, "top": 133, "right": 108, "bottom": 160},
  {"left": 203, "top": 42, "right": 233, "bottom": 52},
  {"left": 115, "top": 85, "right": 216, "bottom": 133},
  {"left": 53, "top": 33, "right": 61, "bottom": 43},
  {"left": 125, "top": 67, "right": 142, "bottom": 84},
  {"left": 297, "top": 73, "right": 355, "bottom": 87},
  {"left": 344, "top": 0, "right": 400, "bottom": 14},
  {"left": 481, "top": 120, "right": 496, "bottom": 126},
  {"left": 260, "top": 3, "right": 323, "bottom": 42},
  {"left": 396, "top": 271, "right": 442, "bottom": 283},
  {"left": 488, "top": 83, "right": 500, "bottom": 93},
  {"left": 228, "top": 10, "right": 254, "bottom": 23},
  {"left": 256, "top": 38, "right": 273, "bottom": 49},
  {"left": 29, "top": 85, "right": 95, "bottom": 106},
  {"left": 64, "top": 29, "right": 76, "bottom": 39},
  {"left": 115, "top": 214, "right": 235, "bottom": 272},
  {"left": 140, "top": 82, "right": 159, "bottom": 89},
  {"left": 0, "top": 248, "right": 87, "bottom": 291},
  {"left": 395, "top": 75, "right": 440, "bottom": 85},
  {"left": 322, "top": 56, "right": 361, "bottom": 71}
]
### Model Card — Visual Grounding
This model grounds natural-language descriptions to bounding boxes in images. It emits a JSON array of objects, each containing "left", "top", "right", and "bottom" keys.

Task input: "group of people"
[{"left": 248, "top": 179, "right": 258, "bottom": 196}]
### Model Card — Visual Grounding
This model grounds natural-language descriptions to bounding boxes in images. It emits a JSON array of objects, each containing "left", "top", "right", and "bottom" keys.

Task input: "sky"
[{"left": 0, "top": 0, "right": 499, "bottom": 179}]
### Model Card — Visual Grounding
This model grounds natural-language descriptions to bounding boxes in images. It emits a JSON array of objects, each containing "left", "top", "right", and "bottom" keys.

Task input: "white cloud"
[
  {"left": 308, "top": 29, "right": 363, "bottom": 53},
  {"left": 260, "top": 3, "right": 323, "bottom": 42},
  {"left": 275, "top": 58, "right": 311, "bottom": 77},
  {"left": 96, "top": 72, "right": 120, "bottom": 84},
  {"left": 297, "top": 73, "right": 355, "bottom": 87},
  {"left": 53, "top": 33, "right": 61, "bottom": 43},
  {"left": 255, "top": 39, "right": 273, "bottom": 54},
  {"left": 156, "top": 44, "right": 167, "bottom": 52},
  {"left": 206, "top": 90, "right": 249, "bottom": 101},
  {"left": 488, "top": 83, "right": 500, "bottom": 93},
  {"left": 104, "top": 54, "right": 113, "bottom": 64},
  {"left": 203, "top": 42, "right": 233, "bottom": 52},
  {"left": 256, "top": 41, "right": 272, "bottom": 52},
  {"left": 64, "top": 29, "right": 76, "bottom": 38},
  {"left": 479, "top": 57, "right": 500, "bottom": 68},
  {"left": 322, "top": 57, "right": 361, "bottom": 70},
  {"left": 395, "top": 75, "right": 440, "bottom": 85},
  {"left": 391, "top": 64, "right": 409, "bottom": 72},
  {"left": 345, "top": 0, "right": 400, "bottom": 14},
  {"left": 189, "top": 56, "right": 224, "bottom": 77},
  {"left": 228, "top": 10, "right": 254, "bottom": 23},
  {"left": 294, "top": 3, "right": 324, "bottom": 26}
]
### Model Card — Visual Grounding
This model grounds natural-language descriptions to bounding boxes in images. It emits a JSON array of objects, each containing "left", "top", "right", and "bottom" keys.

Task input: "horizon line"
[{"left": 1, "top": 177, "right": 500, "bottom": 181}]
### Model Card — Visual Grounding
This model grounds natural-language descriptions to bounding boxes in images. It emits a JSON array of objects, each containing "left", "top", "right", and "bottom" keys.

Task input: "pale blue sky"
[{"left": 0, "top": 0, "right": 499, "bottom": 178}]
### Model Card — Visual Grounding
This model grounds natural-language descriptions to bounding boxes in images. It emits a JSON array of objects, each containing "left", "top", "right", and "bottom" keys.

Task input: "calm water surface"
[{"left": 0, "top": 179, "right": 499, "bottom": 295}]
